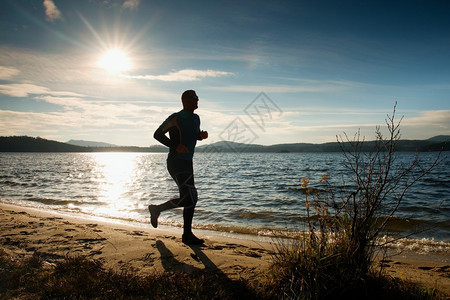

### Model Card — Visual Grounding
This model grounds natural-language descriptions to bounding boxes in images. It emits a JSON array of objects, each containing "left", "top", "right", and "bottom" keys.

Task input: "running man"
[{"left": 149, "top": 90, "right": 208, "bottom": 245}]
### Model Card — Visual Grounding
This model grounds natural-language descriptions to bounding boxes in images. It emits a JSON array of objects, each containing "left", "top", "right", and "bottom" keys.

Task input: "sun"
[{"left": 98, "top": 49, "right": 131, "bottom": 73}]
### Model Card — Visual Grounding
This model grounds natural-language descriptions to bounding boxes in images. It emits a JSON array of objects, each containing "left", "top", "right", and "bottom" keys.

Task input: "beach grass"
[
  {"left": 262, "top": 107, "right": 446, "bottom": 299},
  {"left": 0, "top": 247, "right": 446, "bottom": 299},
  {"left": 0, "top": 248, "right": 264, "bottom": 300},
  {"left": 266, "top": 237, "right": 446, "bottom": 300}
]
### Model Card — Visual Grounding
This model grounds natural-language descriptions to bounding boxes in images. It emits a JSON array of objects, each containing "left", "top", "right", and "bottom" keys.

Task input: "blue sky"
[{"left": 0, "top": 0, "right": 449, "bottom": 146}]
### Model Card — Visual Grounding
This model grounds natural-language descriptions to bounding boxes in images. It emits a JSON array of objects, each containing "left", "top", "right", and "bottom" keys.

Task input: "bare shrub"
[{"left": 269, "top": 104, "right": 442, "bottom": 299}]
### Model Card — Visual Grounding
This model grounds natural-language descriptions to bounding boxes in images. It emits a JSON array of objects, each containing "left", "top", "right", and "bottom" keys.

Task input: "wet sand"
[{"left": 0, "top": 203, "right": 448, "bottom": 294}]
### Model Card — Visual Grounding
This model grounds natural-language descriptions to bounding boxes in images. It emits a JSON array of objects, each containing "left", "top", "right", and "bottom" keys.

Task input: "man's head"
[{"left": 181, "top": 90, "right": 199, "bottom": 111}]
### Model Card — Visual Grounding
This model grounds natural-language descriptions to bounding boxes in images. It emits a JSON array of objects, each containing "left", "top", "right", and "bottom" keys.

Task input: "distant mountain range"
[
  {"left": 0, "top": 135, "right": 448, "bottom": 153},
  {"left": 67, "top": 139, "right": 118, "bottom": 147}
]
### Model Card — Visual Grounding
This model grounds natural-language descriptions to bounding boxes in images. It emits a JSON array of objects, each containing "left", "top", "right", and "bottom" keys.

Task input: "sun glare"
[
  {"left": 92, "top": 153, "right": 138, "bottom": 214},
  {"left": 98, "top": 49, "right": 131, "bottom": 73}
]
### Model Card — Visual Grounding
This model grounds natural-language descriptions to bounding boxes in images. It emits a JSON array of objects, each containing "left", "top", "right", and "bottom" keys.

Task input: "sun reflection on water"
[{"left": 90, "top": 153, "right": 141, "bottom": 216}]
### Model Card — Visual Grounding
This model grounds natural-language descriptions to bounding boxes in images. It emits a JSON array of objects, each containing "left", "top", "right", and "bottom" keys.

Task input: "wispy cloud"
[
  {"left": 0, "top": 90, "right": 171, "bottom": 145},
  {"left": 127, "top": 69, "right": 234, "bottom": 82},
  {"left": 43, "top": 0, "right": 62, "bottom": 23},
  {"left": 208, "top": 79, "right": 359, "bottom": 94},
  {"left": 403, "top": 110, "right": 450, "bottom": 128},
  {"left": 0, "top": 66, "right": 20, "bottom": 80},
  {"left": 210, "top": 84, "right": 344, "bottom": 94},
  {"left": 0, "top": 110, "right": 67, "bottom": 135},
  {"left": 122, "top": 0, "right": 140, "bottom": 10},
  {"left": 0, "top": 83, "right": 83, "bottom": 98}
]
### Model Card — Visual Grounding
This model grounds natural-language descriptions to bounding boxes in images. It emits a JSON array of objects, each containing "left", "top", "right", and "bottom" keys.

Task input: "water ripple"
[{"left": 0, "top": 152, "right": 448, "bottom": 241}]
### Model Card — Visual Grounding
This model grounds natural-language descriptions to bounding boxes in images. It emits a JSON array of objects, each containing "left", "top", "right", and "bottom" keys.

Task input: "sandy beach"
[{"left": 1, "top": 203, "right": 449, "bottom": 295}]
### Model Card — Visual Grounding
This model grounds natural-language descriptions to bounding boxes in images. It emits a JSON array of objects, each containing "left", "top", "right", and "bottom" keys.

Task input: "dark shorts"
[{"left": 167, "top": 158, "right": 198, "bottom": 208}]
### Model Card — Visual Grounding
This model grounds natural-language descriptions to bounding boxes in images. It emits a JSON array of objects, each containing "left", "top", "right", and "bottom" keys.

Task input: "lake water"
[{"left": 1, "top": 152, "right": 449, "bottom": 248}]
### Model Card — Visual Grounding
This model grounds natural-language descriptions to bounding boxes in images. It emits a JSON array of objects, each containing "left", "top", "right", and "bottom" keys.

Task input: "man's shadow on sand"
[{"left": 155, "top": 240, "right": 228, "bottom": 279}]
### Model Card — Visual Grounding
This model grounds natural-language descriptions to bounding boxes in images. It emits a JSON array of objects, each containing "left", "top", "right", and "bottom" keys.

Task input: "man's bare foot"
[
  {"left": 148, "top": 205, "right": 160, "bottom": 228},
  {"left": 182, "top": 233, "right": 205, "bottom": 245}
]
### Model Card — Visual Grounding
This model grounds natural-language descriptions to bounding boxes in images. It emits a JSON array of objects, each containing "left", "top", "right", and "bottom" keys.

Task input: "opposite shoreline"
[{"left": 0, "top": 202, "right": 449, "bottom": 294}]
